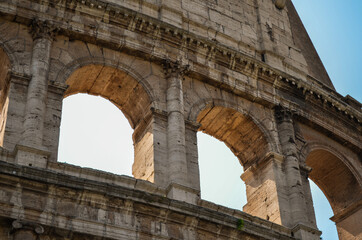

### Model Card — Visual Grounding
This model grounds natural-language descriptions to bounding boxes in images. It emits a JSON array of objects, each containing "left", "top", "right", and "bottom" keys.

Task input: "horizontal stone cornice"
[
  {"left": 1, "top": 0, "right": 361, "bottom": 148},
  {"left": 330, "top": 199, "right": 362, "bottom": 224}
]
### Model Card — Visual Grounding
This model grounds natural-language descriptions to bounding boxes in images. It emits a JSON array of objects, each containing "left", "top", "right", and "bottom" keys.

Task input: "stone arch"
[
  {"left": 56, "top": 57, "right": 157, "bottom": 110},
  {"left": 0, "top": 25, "right": 22, "bottom": 115},
  {"left": 52, "top": 58, "right": 162, "bottom": 183},
  {"left": 55, "top": 57, "right": 157, "bottom": 129},
  {"left": 0, "top": 39, "right": 18, "bottom": 75},
  {"left": 301, "top": 142, "right": 362, "bottom": 239},
  {"left": 301, "top": 142, "right": 362, "bottom": 214},
  {"left": 0, "top": 20, "right": 31, "bottom": 76},
  {"left": 189, "top": 98, "right": 276, "bottom": 168},
  {"left": 0, "top": 44, "right": 12, "bottom": 146}
]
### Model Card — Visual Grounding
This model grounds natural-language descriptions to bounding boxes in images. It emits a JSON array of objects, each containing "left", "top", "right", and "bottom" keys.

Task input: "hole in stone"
[
  {"left": 261, "top": 53, "right": 266, "bottom": 62},
  {"left": 28, "top": 163, "right": 32, "bottom": 166}
]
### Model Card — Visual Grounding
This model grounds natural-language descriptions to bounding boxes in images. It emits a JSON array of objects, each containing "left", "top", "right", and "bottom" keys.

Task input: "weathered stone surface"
[
  {"left": 0, "top": 0, "right": 360, "bottom": 239},
  {"left": 0, "top": 161, "right": 296, "bottom": 240}
]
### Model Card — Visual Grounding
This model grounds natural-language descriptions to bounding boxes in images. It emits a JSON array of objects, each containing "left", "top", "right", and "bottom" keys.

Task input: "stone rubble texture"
[{"left": 0, "top": 0, "right": 361, "bottom": 239}]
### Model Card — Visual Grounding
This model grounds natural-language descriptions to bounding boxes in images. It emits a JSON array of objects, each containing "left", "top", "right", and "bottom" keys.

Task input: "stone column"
[
  {"left": 275, "top": 106, "right": 307, "bottom": 225},
  {"left": 11, "top": 220, "right": 44, "bottom": 240},
  {"left": 162, "top": 60, "right": 197, "bottom": 203},
  {"left": 15, "top": 19, "right": 58, "bottom": 167},
  {"left": 133, "top": 108, "right": 169, "bottom": 187},
  {"left": 22, "top": 19, "right": 57, "bottom": 146},
  {"left": 275, "top": 106, "right": 320, "bottom": 239}
]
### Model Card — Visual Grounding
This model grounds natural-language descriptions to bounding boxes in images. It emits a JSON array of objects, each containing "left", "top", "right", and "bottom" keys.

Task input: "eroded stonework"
[{"left": 0, "top": 0, "right": 361, "bottom": 239}]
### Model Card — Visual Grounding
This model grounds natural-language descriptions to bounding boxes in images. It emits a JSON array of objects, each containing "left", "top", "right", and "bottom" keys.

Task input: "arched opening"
[
  {"left": 309, "top": 180, "right": 338, "bottom": 240},
  {"left": 58, "top": 94, "right": 133, "bottom": 175},
  {"left": 57, "top": 64, "right": 154, "bottom": 181},
  {"left": 197, "top": 132, "right": 246, "bottom": 210},
  {"left": 0, "top": 47, "right": 11, "bottom": 146},
  {"left": 306, "top": 149, "right": 362, "bottom": 239},
  {"left": 64, "top": 64, "right": 151, "bottom": 129},
  {"left": 196, "top": 105, "right": 274, "bottom": 217},
  {"left": 197, "top": 106, "right": 270, "bottom": 168}
]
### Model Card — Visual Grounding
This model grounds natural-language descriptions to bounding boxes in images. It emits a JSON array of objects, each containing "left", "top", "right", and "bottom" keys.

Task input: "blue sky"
[
  {"left": 58, "top": 1, "right": 361, "bottom": 240},
  {"left": 292, "top": 0, "right": 362, "bottom": 102}
]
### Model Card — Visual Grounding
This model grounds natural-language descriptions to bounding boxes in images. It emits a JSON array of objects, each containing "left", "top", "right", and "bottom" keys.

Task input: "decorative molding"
[
  {"left": 12, "top": 220, "right": 44, "bottom": 235},
  {"left": 291, "top": 223, "right": 321, "bottom": 237},
  {"left": 29, "top": 18, "right": 59, "bottom": 41},
  {"left": 274, "top": 105, "right": 294, "bottom": 123},
  {"left": 274, "top": 0, "right": 287, "bottom": 10},
  {"left": 162, "top": 59, "right": 190, "bottom": 78},
  {"left": 5, "top": 0, "right": 361, "bottom": 125},
  {"left": 76, "top": 0, "right": 361, "bottom": 125}
]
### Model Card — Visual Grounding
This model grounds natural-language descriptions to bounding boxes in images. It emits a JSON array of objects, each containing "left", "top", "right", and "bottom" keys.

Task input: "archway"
[
  {"left": 0, "top": 47, "right": 11, "bottom": 146},
  {"left": 64, "top": 64, "right": 151, "bottom": 129},
  {"left": 195, "top": 105, "right": 278, "bottom": 220},
  {"left": 57, "top": 64, "right": 155, "bottom": 182},
  {"left": 197, "top": 132, "right": 247, "bottom": 210},
  {"left": 305, "top": 148, "right": 362, "bottom": 239},
  {"left": 58, "top": 94, "right": 134, "bottom": 175},
  {"left": 197, "top": 106, "right": 270, "bottom": 168}
]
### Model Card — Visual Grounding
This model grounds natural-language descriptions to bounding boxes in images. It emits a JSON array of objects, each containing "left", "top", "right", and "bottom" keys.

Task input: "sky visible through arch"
[{"left": 58, "top": 1, "right": 362, "bottom": 240}]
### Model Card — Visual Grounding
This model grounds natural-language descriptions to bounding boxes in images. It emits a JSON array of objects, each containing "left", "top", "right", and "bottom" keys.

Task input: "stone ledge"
[
  {"left": 330, "top": 199, "right": 362, "bottom": 224},
  {"left": 0, "top": 160, "right": 296, "bottom": 239}
]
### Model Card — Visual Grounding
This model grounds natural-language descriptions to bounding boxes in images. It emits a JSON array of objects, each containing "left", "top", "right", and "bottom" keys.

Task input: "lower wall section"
[{"left": 0, "top": 161, "right": 295, "bottom": 240}]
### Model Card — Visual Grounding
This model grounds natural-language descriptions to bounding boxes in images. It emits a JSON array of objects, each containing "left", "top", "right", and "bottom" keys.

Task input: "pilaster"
[
  {"left": 162, "top": 60, "right": 198, "bottom": 203},
  {"left": 242, "top": 152, "right": 287, "bottom": 225},
  {"left": 185, "top": 120, "right": 201, "bottom": 192},
  {"left": 16, "top": 19, "right": 58, "bottom": 167},
  {"left": 274, "top": 105, "right": 320, "bottom": 239}
]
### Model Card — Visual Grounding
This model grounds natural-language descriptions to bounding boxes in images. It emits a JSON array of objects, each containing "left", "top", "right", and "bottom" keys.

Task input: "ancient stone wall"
[{"left": 0, "top": 0, "right": 360, "bottom": 239}]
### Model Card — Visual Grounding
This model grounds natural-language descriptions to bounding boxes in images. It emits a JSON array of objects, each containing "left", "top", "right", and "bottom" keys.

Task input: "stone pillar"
[
  {"left": 242, "top": 152, "right": 287, "bottom": 225},
  {"left": 133, "top": 108, "right": 169, "bottom": 187},
  {"left": 275, "top": 106, "right": 320, "bottom": 239},
  {"left": 15, "top": 19, "right": 58, "bottom": 167},
  {"left": 275, "top": 106, "right": 308, "bottom": 225},
  {"left": 42, "top": 83, "right": 67, "bottom": 162},
  {"left": 162, "top": 60, "right": 198, "bottom": 203},
  {"left": 22, "top": 19, "right": 57, "bottom": 147},
  {"left": 11, "top": 220, "right": 44, "bottom": 240}
]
